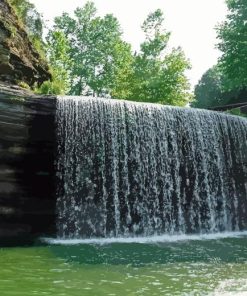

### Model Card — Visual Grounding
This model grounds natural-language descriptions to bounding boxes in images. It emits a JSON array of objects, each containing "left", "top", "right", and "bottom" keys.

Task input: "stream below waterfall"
[
  {"left": 1, "top": 97, "right": 247, "bottom": 295},
  {"left": 1, "top": 233, "right": 247, "bottom": 295}
]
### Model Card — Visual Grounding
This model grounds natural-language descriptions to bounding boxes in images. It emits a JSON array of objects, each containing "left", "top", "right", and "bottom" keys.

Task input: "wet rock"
[{"left": 0, "top": 83, "right": 56, "bottom": 243}]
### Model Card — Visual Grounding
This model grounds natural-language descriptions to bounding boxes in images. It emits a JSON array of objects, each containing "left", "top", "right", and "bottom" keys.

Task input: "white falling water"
[{"left": 55, "top": 96, "right": 247, "bottom": 239}]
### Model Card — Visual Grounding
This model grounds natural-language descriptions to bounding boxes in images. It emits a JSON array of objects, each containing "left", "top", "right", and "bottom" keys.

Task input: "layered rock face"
[
  {"left": 0, "top": 83, "right": 56, "bottom": 244},
  {"left": 0, "top": 0, "right": 51, "bottom": 86}
]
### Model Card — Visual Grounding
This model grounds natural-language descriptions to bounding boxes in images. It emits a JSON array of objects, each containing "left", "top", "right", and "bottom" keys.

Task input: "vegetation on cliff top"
[
  {"left": 6, "top": 0, "right": 246, "bottom": 111},
  {"left": 7, "top": 0, "right": 46, "bottom": 60},
  {"left": 7, "top": 0, "right": 192, "bottom": 106}
]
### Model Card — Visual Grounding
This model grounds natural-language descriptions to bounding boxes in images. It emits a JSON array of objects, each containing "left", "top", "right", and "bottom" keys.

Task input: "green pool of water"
[{"left": 0, "top": 235, "right": 247, "bottom": 295}]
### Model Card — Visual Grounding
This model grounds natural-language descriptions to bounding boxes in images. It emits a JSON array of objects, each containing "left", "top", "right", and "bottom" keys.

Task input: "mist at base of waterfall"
[{"left": 43, "top": 230, "right": 247, "bottom": 245}]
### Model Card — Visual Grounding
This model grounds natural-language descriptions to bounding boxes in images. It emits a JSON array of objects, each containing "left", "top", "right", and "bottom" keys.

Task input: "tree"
[
  {"left": 50, "top": 1, "right": 132, "bottom": 97},
  {"left": 36, "top": 31, "right": 72, "bottom": 95},
  {"left": 124, "top": 9, "right": 192, "bottom": 106},
  {"left": 192, "top": 65, "right": 247, "bottom": 109},
  {"left": 42, "top": 4, "right": 192, "bottom": 105},
  {"left": 194, "top": 0, "right": 247, "bottom": 110},
  {"left": 108, "top": 42, "right": 134, "bottom": 100},
  {"left": 217, "top": 0, "right": 247, "bottom": 91},
  {"left": 192, "top": 66, "right": 225, "bottom": 108}
]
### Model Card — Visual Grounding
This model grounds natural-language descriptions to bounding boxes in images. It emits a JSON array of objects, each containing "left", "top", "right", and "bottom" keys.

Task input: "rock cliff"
[
  {"left": 0, "top": 0, "right": 51, "bottom": 86},
  {"left": 0, "top": 83, "right": 56, "bottom": 245}
]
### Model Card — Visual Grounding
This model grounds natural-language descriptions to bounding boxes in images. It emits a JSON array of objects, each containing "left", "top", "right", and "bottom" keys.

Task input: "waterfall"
[{"left": 55, "top": 96, "right": 247, "bottom": 238}]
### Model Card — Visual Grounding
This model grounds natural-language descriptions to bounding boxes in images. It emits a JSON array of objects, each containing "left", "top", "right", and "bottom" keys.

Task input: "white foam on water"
[
  {"left": 42, "top": 231, "right": 247, "bottom": 245},
  {"left": 213, "top": 278, "right": 247, "bottom": 296}
]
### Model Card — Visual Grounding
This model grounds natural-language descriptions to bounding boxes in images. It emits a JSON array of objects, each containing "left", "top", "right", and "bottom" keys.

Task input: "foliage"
[
  {"left": 8, "top": 0, "right": 43, "bottom": 37},
  {"left": 8, "top": 0, "right": 46, "bottom": 59},
  {"left": 35, "top": 80, "right": 66, "bottom": 95},
  {"left": 192, "top": 66, "right": 226, "bottom": 108},
  {"left": 40, "top": 31, "right": 72, "bottom": 95},
  {"left": 108, "top": 41, "right": 134, "bottom": 99},
  {"left": 115, "top": 9, "right": 192, "bottom": 106},
  {"left": 42, "top": 3, "right": 191, "bottom": 106},
  {"left": 216, "top": 0, "right": 247, "bottom": 91},
  {"left": 225, "top": 107, "right": 247, "bottom": 118},
  {"left": 192, "top": 65, "right": 247, "bottom": 109},
  {"left": 49, "top": 2, "right": 133, "bottom": 97},
  {"left": 194, "top": 0, "right": 247, "bottom": 110},
  {"left": 17, "top": 81, "right": 30, "bottom": 89}
]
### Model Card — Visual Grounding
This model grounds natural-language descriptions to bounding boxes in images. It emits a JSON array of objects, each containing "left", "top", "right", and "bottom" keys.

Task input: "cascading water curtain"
[{"left": 56, "top": 96, "right": 247, "bottom": 238}]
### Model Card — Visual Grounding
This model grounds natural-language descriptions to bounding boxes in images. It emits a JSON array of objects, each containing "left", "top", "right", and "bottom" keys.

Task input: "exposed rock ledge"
[
  {"left": 0, "top": 83, "right": 56, "bottom": 245},
  {"left": 0, "top": 0, "right": 51, "bottom": 86}
]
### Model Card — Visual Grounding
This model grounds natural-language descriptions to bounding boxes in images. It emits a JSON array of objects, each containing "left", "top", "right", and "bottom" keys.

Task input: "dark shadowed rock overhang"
[
  {"left": 0, "top": 83, "right": 57, "bottom": 246},
  {"left": 0, "top": 0, "right": 51, "bottom": 86}
]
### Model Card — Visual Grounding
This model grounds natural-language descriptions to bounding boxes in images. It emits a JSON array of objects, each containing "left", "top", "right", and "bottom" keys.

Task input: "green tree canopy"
[
  {"left": 192, "top": 66, "right": 225, "bottom": 108},
  {"left": 192, "top": 65, "right": 247, "bottom": 109},
  {"left": 50, "top": 1, "right": 133, "bottom": 97},
  {"left": 122, "top": 9, "right": 192, "bottom": 106},
  {"left": 217, "top": 0, "right": 247, "bottom": 91},
  {"left": 193, "top": 0, "right": 247, "bottom": 110},
  {"left": 39, "top": 3, "right": 192, "bottom": 106},
  {"left": 36, "top": 31, "right": 72, "bottom": 95}
]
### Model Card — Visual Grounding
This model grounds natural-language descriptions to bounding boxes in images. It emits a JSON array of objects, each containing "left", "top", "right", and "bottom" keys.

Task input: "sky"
[{"left": 30, "top": 0, "right": 228, "bottom": 88}]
